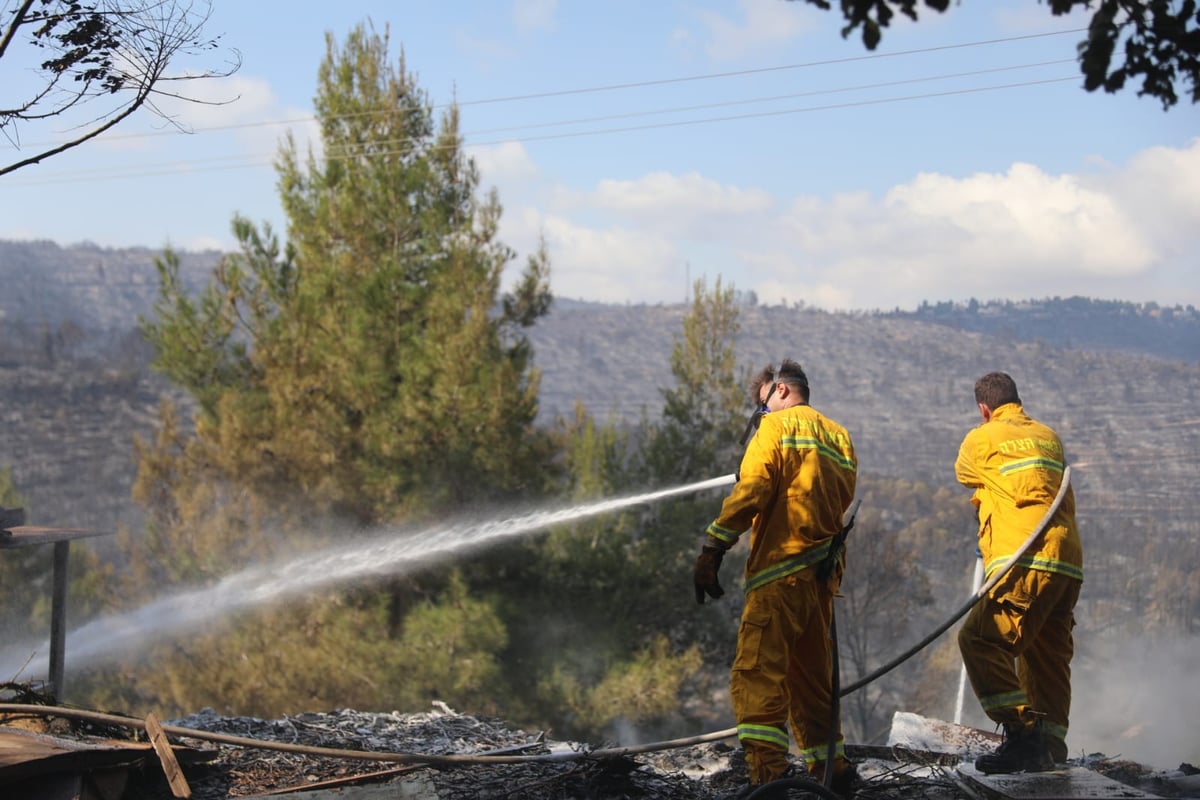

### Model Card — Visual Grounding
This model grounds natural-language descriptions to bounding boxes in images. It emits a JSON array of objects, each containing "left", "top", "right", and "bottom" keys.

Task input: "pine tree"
[
  {"left": 90, "top": 21, "right": 552, "bottom": 717},
  {"left": 143, "top": 23, "right": 552, "bottom": 525}
]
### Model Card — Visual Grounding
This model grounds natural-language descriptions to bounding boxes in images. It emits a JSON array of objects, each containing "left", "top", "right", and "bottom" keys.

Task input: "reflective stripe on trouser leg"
[
  {"left": 798, "top": 739, "right": 845, "bottom": 765},
  {"left": 739, "top": 736, "right": 790, "bottom": 786},
  {"left": 979, "top": 688, "right": 1029, "bottom": 718},
  {"left": 1043, "top": 722, "right": 1069, "bottom": 763},
  {"left": 1017, "top": 572, "right": 1081, "bottom": 763},
  {"left": 958, "top": 566, "right": 1080, "bottom": 737},
  {"left": 731, "top": 573, "right": 840, "bottom": 782},
  {"left": 958, "top": 569, "right": 1033, "bottom": 727}
]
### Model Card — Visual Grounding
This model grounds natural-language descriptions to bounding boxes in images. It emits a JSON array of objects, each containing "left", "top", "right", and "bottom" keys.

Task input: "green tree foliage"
[
  {"left": 496, "top": 279, "right": 749, "bottom": 741},
  {"left": 630, "top": 276, "right": 749, "bottom": 655},
  {"left": 121, "top": 400, "right": 287, "bottom": 590},
  {"left": 86, "top": 21, "right": 551, "bottom": 718},
  {"left": 788, "top": 0, "right": 1199, "bottom": 109},
  {"left": 78, "top": 595, "right": 401, "bottom": 715},
  {"left": 644, "top": 277, "right": 747, "bottom": 483},
  {"left": 81, "top": 570, "right": 510, "bottom": 718},
  {"left": 389, "top": 571, "right": 509, "bottom": 713},
  {"left": 142, "top": 26, "right": 553, "bottom": 521},
  {"left": 544, "top": 635, "right": 704, "bottom": 734}
]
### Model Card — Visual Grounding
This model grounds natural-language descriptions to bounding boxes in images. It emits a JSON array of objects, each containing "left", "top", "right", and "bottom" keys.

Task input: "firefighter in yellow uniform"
[
  {"left": 694, "top": 359, "right": 858, "bottom": 794},
  {"left": 955, "top": 371, "right": 1083, "bottom": 773}
]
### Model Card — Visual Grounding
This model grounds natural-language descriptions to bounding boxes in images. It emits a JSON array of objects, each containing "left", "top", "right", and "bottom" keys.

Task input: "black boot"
[
  {"left": 975, "top": 720, "right": 1054, "bottom": 774},
  {"left": 830, "top": 760, "right": 860, "bottom": 798},
  {"left": 729, "top": 764, "right": 809, "bottom": 799}
]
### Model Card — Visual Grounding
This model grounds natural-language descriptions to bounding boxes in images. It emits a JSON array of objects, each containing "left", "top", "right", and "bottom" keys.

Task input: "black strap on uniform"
[
  {"left": 738, "top": 380, "right": 778, "bottom": 447},
  {"left": 738, "top": 408, "right": 764, "bottom": 447},
  {"left": 817, "top": 499, "right": 861, "bottom": 582}
]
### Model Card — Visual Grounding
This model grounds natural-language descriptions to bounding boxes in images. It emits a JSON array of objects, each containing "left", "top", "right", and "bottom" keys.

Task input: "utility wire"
[
  {"left": 1, "top": 27, "right": 1085, "bottom": 151},
  {"left": 382, "top": 59, "right": 1078, "bottom": 141},
  {"left": 447, "top": 28, "right": 1087, "bottom": 106},
  {"left": 2, "top": 72, "right": 1080, "bottom": 187}
]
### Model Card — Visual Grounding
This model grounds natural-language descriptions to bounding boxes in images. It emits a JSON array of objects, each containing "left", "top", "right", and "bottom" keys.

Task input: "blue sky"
[{"left": 2, "top": 0, "right": 1198, "bottom": 311}]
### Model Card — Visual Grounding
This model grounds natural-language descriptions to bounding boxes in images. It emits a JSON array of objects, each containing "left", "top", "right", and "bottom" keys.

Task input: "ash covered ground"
[{"left": 97, "top": 706, "right": 1191, "bottom": 799}]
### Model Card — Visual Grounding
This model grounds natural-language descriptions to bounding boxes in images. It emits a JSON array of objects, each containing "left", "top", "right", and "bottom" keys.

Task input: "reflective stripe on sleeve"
[{"left": 706, "top": 521, "right": 741, "bottom": 547}]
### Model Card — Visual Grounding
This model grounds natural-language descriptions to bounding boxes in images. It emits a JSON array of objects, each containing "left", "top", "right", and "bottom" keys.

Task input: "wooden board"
[
  {"left": 957, "top": 763, "right": 1164, "bottom": 799},
  {"left": 0, "top": 725, "right": 215, "bottom": 784},
  {"left": 145, "top": 712, "right": 192, "bottom": 799},
  {"left": 0, "top": 526, "right": 109, "bottom": 549},
  {"left": 0, "top": 727, "right": 146, "bottom": 782}
]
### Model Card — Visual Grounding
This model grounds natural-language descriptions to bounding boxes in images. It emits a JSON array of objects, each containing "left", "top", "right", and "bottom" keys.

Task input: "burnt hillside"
[{"left": 1, "top": 240, "right": 1197, "bottom": 579}]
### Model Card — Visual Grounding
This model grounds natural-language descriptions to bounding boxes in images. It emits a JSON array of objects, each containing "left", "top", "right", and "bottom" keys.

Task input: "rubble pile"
[
  {"left": 4, "top": 699, "right": 1197, "bottom": 798},
  {"left": 134, "top": 707, "right": 981, "bottom": 799}
]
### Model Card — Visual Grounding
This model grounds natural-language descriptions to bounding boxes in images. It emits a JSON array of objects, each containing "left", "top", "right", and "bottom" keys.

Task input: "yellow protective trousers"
[
  {"left": 958, "top": 566, "right": 1081, "bottom": 763},
  {"left": 731, "top": 572, "right": 845, "bottom": 785}
]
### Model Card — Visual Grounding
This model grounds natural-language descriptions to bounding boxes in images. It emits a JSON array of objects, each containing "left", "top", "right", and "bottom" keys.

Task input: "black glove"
[{"left": 694, "top": 544, "right": 726, "bottom": 604}]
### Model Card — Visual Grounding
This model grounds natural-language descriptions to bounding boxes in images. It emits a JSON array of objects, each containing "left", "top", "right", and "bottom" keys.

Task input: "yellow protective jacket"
[
  {"left": 955, "top": 403, "right": 1083, "bottom": 582},
  {"left": 706, "top": 404, "right": 857, "bottom": 592}
]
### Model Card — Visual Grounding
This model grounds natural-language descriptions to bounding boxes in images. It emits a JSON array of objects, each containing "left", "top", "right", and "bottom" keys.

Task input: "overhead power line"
[
  {"left": 2, "top": 27, "right": 1086, "bottom": 152},
  {"left": 452, "top": 28, "right": 1086, "bottom": 106},
  {"left": 3, "top": 70, "right": 1081, "bottom": 187},
  {"left": 460, "top": 59, "right": 1077, "bottom": 139}
]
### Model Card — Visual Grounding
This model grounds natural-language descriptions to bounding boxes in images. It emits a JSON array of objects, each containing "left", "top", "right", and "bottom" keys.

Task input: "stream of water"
[{"left": 2, "top": 473, "right": 735, "bottom": 679}]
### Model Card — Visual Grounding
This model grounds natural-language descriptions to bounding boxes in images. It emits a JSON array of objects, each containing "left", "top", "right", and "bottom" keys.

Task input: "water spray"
[{"left": 1, "top": 474, "right": 736, "bottom": 680}]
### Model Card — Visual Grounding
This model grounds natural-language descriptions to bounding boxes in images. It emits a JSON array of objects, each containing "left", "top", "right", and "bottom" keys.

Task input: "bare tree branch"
[
  {"left": 0, "top": 1, "right": 37, "bottom": 62},
  {"left": 0, "top": 0, "right": 241, "bottom": 176}
]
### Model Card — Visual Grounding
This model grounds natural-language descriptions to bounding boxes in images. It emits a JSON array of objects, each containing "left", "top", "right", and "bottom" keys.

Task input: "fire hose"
[
  {"left": 840, "top": 465, "right": 1072, "bottom": 696},
  {"left": 743, "top": 465, "right": 1072, "bottom": 799},
  {"left": 0, "top": 468, "right": 1072, "bottom": 779}
]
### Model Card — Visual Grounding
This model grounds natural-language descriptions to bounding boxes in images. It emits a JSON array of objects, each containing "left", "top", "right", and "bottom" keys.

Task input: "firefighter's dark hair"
[
  {"left": 975, "top": 372, "right": 1021, "bottom": 410},
  {"left": 750, "top": 359, "right": 811, "bottom": 405},
  {"left": 776, "top": 359, "right": 809, "bottom": 392},
  {"left": 749, "top": 365, "right": 775, "bottom": 407}
]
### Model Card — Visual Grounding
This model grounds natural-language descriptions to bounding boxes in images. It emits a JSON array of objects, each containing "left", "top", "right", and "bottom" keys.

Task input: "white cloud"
[
  {"left": 1091, "top": 137, "right": 1200, "bottom": 258},
  {"left": 180, "top": 234, "right": 229, "bottom": 253},
  {"left": 471, "top": 140, "right": 542, "bottom": 188},
  {"left": 742, "top": 248, "right": 855, "bottom": 309},
  {"left": 494, "top": 139, "right": 1200, "bottom": 311},
  {"left": 690, "top": 0, "right": 814, "bottom": 62},
  {"left": 732, "top": 148, "right": 1200, "bottom": 310},
  {"left": 129, "top": 73, "right": 317, "bottom": 163},
  {"left": 487, "top": 135, "right": 1198, "bottom": 310},
  {"left": 164, "top": 74, "right": 279, "bottom": 126},
  {"left": 516, "top": 209, "right": 682, "bottom": 303},
  {"left": 513, "top": 0, "right": 558, "bottom": 33},
  {"left": 885, "top": 163, "right": 1156, "bottom": 278},
  {"left": 591, "top": 171, "right": 773, "bottom": 235}
]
